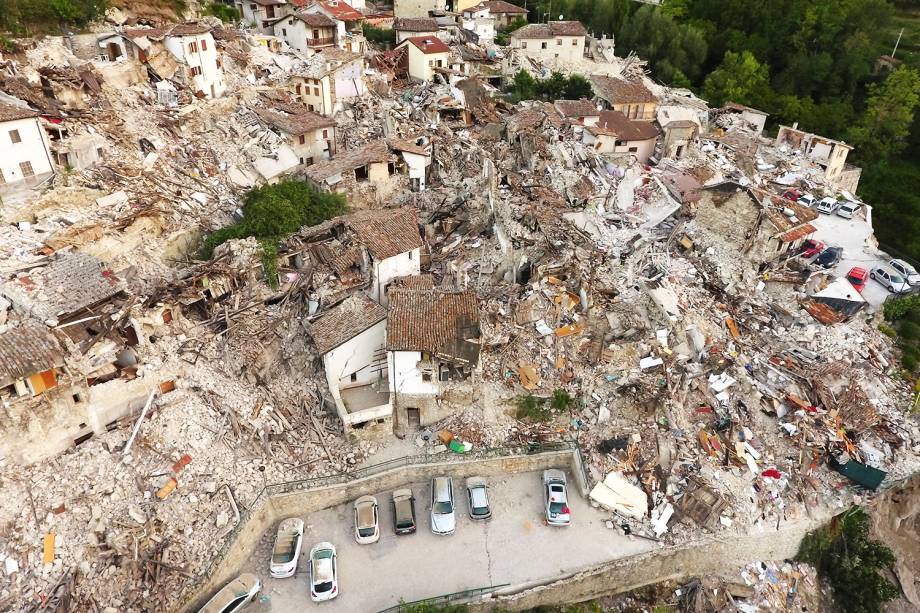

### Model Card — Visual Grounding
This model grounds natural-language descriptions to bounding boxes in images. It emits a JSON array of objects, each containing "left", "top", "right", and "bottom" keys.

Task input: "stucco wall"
[
  {"left": 165, "top": 33, "right": 225, "bottom": 98},
  {"left": 322, "top": 319, "right": 388, "bottom": 421},
  {"left": 0, "top": 116, "right": 54, "bottom": 184},
  {"left": 372, "top": 248, "right": 421, "bottom": 304}
]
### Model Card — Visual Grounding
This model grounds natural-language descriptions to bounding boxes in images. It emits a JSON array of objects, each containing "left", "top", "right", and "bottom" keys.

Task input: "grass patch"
[
  {"left": 797, "top": 507, "right": 898, "bottom": 613},
  {"left": 205, "top": 2, "right": 238, "bottom": 21},
  {"left": 515, "top": 388, "right": 575, "bottom": 421}
]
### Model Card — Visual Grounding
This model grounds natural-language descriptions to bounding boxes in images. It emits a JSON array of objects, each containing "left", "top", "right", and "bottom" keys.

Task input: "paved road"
[
  {"left": 240, "top": 469, "right": 655, "bottom": 613},
  {"left": 809, "top": 208, "right": 892, "bottom": 307}
]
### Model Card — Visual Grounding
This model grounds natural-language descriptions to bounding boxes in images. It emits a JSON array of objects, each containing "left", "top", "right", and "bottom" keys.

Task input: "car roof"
[
  {"left": 200, "top": 574, "right": 259, "bottom": 613},
  {"left": 393, "top": 488, "right": 413, "bottom": 500},
  {"left": 848, "top": 267, "right": 868, "bottom": 277},
  {"left": 470, "top": 485, "right": 489, "bottom": 507},
  {"left": 356, "top": 500, "right": 376, "bottom": 527},
  {"left": 313, "top": 555, "right": 335, "bottom": 583},
  {"left": 891, "top": 259, "right": 915, "bottom": 271}
]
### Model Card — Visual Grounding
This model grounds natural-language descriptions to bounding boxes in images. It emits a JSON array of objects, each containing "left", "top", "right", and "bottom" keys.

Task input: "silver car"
[
  {"left": 888, "top": 259, "right": 920, "bottom": 286},
  {"left": 871, "top": 267, "right": 911, "bottom": 293},
  {"left": 466, "top": 477, "right": 492, "bottom": 520},
  {"left": 430, "top": 476, "right": 456, "bottom": 535},
  {"left": 836, "top": 201, "right": 860, "bottom": 219},
  {"left": 353, "top": 495, "right": 379, "bottom": 545},
  {"left": 543, "top": 469, "right": 571, "bottom": 526},
  {"left": 269, "top": 517, "right": 304, "bottom": 578},
  {"left": 199, "top": 573, "right": 261, "bottom": 613}
]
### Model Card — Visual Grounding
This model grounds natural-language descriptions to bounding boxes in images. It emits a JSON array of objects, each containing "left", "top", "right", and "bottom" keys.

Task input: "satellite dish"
[{"left": 558, "top": 14, "right": 563, "bottom": 20}]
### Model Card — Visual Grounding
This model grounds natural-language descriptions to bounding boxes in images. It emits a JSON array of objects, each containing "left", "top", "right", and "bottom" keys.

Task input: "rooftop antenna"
[{"left": 892, "top": 27, "right": 904, "bottom": 58}]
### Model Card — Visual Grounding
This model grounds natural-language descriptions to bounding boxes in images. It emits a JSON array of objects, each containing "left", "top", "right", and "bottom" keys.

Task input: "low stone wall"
[
  {"left": 182, "top": 447, "right": 579, "bottom": 611},
  {"left": 469, "top": 510, "right": 836, "bottom": 612}
]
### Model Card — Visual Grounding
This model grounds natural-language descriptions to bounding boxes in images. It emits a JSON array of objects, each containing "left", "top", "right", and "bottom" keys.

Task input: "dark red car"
[
  {"left": 800, "top": 239, "right": 826, "bottom": 258},
  {"left": 782, "top": 189, "right": 801, "bottom": 202},
  {"left": 846, "top": 267, "right": 869, "bottom": 293}
]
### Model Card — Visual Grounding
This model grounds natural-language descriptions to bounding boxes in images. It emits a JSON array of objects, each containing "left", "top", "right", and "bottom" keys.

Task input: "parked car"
[
  {"left": 392, "top": 489, "right": 417, "bottom": 535},
  {"left": 543, "top": 469, "right": 571, "bottom": 526},
  {"left": 846, "top": 267, "right": 869, "bottom": 293},
  {"left": 465, "top": 477, "right": 492, "bottom": 520},
  {"left": 836, "top": 201, "right": 860, "bottom": 219},
  {"left": 309, "top": 542, "right": 338, "bottom": 602},
  {"left": 871, "top": 267, "right": 911, "bottom": 294},
  {"left": 815, "top": 246, "right": 843, "bottom": 269},
  {"left": 800, "top": 239, "right": 826, "bottom": 258},
  {"left": 198, "top": 573, "right": 261, "bottom": 613},
  {"left": 430, "top": 476, "right": 456, "bottom": 535},
  {"left": 797, "top": 193, "right": 816, "bottom": 207},
  {"left": 816, "top": 197, "right": 839, "bottom": 214},
  {"left": 782, "top": 189, "right": 801, "bottom": 202},
  {"left": 269, "top": 517, "right": 304, "bottom": 578},
  {"left": 888, "top": 259, "right": 920, "bottom": 286},
  {"left": 353, "top": 495, "right": 379, "bottom": 544}
]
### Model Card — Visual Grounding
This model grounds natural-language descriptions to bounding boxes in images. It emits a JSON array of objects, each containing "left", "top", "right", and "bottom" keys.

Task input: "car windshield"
[
  {"left": 847, "top": 274, "right": 863, "bottom": 283},
  {"left": 891, "top": 273, "right": 905, "bottom": 283},
  {"left": 358, "top": 527, "right": 375, "bottom": 537},
  {"left": 549, "top": 500, "right": 567, "bottom": 514},
  {"left": 433, "top": 500, "right": 453, "bottom": 514},
  {"left": 314, "top": 581, "right": 333, "bottom": 593}
]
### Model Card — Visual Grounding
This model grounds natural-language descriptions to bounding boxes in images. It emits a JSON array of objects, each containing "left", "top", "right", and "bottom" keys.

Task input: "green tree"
[
  {"left": 562, "top": 74, "right": 592, "bottom": 99},
  {"left": 616, "top": 5, "right": 707, "bottom": 85},
  {"left": 205, "top": 2, "right": 240, "bottom": 22},
  {"left": 848, "top": 67, "right": 920, "bottom": 164},
  {"left": 508, "top": 69, "right": 537, "bottom": 102},
  {"left": 702, "top": 50, "right": 770, "bottom": 107}
]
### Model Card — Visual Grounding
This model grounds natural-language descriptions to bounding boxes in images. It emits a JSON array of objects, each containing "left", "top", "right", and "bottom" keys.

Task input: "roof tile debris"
[
  {"left": 0, "top": 252, "right": 122, "bottom": 323},
  {"left": 0, "top": 320, "right": 63, "bottom": 385},
  {"left": 255, "top": 104, "right": 335, "bottom": 135},
  {"left": 0, "top": 102, "right": 40, "bottom": 123},
  {"left": 307, "top": 293, "right": 387, "bottom": 354},
  {"left": 590, "top": 74, "right": 657, "bottom": 104},
  {"left": 347, "top": 208, "right": 424, "bottom": 260},
  {"left": 480, "top": 0, "right": 528, "bottom": 13},
  {"left": 387, "top": 289, "right": 480, "bottom": 364},
  {"left": 394, "top": 17, "right": 439, "bottom": 32},
  {"left": 304, "top": 140, "right": 394, "bottom": 182},
  {"left": 553, "top": 99, "right": 599, "bottom": 119},
  {"left": 316, "top": 0, "right": 364, "bottom": 21},
  {"left": 588, "top": 110, "right": 659, "bottom": 140}
]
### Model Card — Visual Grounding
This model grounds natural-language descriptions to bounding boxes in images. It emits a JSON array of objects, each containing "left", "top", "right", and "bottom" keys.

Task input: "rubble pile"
[{"left": 0, "top": 4, "right": 917, "bottom": 611}]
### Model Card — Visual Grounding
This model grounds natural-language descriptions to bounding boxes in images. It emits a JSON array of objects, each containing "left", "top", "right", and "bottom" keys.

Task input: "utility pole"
[{"left": 892, "top": 27, "right": 904, "bottom": 58}]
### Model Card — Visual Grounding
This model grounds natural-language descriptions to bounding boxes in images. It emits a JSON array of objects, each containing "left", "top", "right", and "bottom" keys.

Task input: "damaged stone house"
[
  {"left": 460, "top": 5, "right": 495, "bottom": 42},
  {"left": 304, "top": 139, "right": 400, "bottom": 199},
  {"left": 387, "top": 135, "right": 433, "bottom": 191},
  {"left": 237, "top": 0, "right": 291, "bottom": 34},
  {"left": 303, "top": 0, "right": 367, "bottom": 52},
  {"left": 472, "top": 0, "right": 528, "bottom": 27},
  {"left": 775, "top": 125, "right": 862, "bottom": 193},
  {"left": 396, "top": 36, "right": 452, "bottom": 83},
  {"left": 0, "top": 253, "right": 175, "bottom": 464},
  {"left": 582, "top": 109, "right": 659, "bottom": 163},
  {"left": 386, "top": 287, "right": 480, "bottom": 434},
  {"left": 0, "top": 101, "right": 55, "bottom": 191},
  {"left": 590, "top": 74, "right": 658, "bottom": 121},
  {"left": 307, "top": 293, "right": 391, "bottom": 429},
  {"left": 509, "top": 21, "right": 588, "bottom": 63},
  {"left": 289, "top": 48, "right": 367, "bottom": 116},
  {"left": 272, "top": 12, "right": 338, "bottom": 52},
  {"left": 692, "top": 182, "right": 819, "bottom": 266},
  {"left": 394, "top": 17, "right": 440, "bottom": 43},
  {"left": 121, "top": 24, "right": 226, "bottom": 100},
  {"left": 256, "top": 102, "right": 336, "bottom": 166}
]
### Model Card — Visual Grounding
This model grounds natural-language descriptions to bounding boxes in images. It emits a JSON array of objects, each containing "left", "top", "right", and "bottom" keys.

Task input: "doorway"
[{"left": 406, "top": 408, "right": 420, "bottom": 430}]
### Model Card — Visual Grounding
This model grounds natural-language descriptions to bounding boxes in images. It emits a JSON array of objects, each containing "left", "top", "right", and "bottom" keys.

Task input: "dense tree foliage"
[
  {"left": 0, "top": 0, "right": 108, "bottom": 33},
  {"left": 506, "top": 70, "right": 592, "bottom": 102}
]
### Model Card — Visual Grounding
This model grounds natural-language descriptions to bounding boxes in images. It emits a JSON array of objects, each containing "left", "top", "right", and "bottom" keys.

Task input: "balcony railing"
[{"left": 307, "top": 37, "right": 335, "bottom": 47}]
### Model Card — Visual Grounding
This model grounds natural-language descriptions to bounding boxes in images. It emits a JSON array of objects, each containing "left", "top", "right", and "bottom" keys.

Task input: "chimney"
[{"left": 792, "top": 121, "right": 799, "bottom": 130}]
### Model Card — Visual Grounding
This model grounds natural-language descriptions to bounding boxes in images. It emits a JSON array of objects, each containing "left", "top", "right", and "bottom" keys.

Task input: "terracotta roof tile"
[
  {"left": 588, "top": 110, "right": 658, "bottom": 140},
  {"left": 0, "top": 320, "right": 63, "bottom": 385},
  {"left": 394, "top": 17, "right": 438, "bottom": 31},
  {"left": 318, "top": 0, "right": 364, "bottom": 21},
  {"left": 255, "top": 105, "right": 335, "bottom": 136},
  {"left": 168, "top": 23, "right": 212, "bottom": 36},
  {"left": 304, "top": 140, "right": 394, "bottom": 182},
  {"left": 590, "top": 75, "right": 657, "bottom": 104},
  {"left": 387, "top": 289, "right": 480, "bottom": 363},
  {"left": 553, "top": 99, "right": 598, "bottom": 119},
  {"left": 290, "top": 12, "right": 337, "bottom": 27},
  {"left": 481, "top": 0, "right": 528, "bottom": 13},
  {"left": 308, "top": 293, "right": 386, "bottom": 354},
  {"left": 401, "top": 35, "right": 450, "bottom": 54},
  {"left": 0, "top": 102, "right": 39, "bottom": 123},
  {"left": 347, "top": 208, "right": 423, "bottom": 260},
  {"left": 511, "top": 21, "right": 586, "bottom": 39}
]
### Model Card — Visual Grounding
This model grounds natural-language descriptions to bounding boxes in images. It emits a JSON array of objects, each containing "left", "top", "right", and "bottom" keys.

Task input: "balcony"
[{"left": 307, "top": 37, "right": 335, "bottom": 47}]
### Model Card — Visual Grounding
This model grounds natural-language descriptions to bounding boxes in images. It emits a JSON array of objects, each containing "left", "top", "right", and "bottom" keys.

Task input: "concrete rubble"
[{"left": 0, "top": 6, "right": 917, "bottom": 612}]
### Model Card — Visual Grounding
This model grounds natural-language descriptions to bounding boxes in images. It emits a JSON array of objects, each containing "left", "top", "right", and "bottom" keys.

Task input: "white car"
[
  {"left": 816, "top": 197, "right": 839, "bottom": 214},
  {"left": 430, "top": 476, "right": 456, "bottom": 535},
  {"left": 888, "top": 259, "right": 920, "bottom": 286},
  {"left": 198, "top": 573, "right": 261, "bottom": 613},
  {"left": 309, "top": 542, "right": 338, "bottom": 602},
  {"left": 270, "top": 517, "right": 304, "bottom": 578},
  {"left": 543, "top": 469, "right": 571, "bottom": 526},
  {"left": 870, "top": 267, "right": 911, "bottom": 294},
  {"left": 797, "top": 193, "right": 816, "bottom": 207},
  {"left": 353, "top": 495, "right": 380, "bottom": 544},
  {"left": 836, "top": 201, "right": 860, "bottom": 219}
]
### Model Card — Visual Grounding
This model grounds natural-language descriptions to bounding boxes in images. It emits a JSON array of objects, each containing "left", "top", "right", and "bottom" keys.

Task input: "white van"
[{"left": 816, "top": 198, "right": 839, "bottom": 214}]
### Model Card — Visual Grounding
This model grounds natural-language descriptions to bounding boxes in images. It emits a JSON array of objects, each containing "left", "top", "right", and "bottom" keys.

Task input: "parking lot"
[
  {"left": 237, "top": 469, "right": 656, "bottom": 612},
  {"left": 809, "top": 208, "right": 892, "bottom": 307}
]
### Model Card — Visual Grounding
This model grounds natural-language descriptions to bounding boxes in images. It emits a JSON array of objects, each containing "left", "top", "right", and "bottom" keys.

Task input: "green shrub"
[
  {"left": 878, "top": 324, "right": 897, "bottom": 337},
  {"left": 550, "top": 388, "right": 574, "bottom": 412},
  {"left": 515, "top": 394, "right": 552, "bottom": 421},
  {"left": 205, "top": 2, "right": 239, "bottom": 21},
  {"left": 797, "top": 507, "right": 899, "bottom": 613},
  {"left": 362, "top": 23, "right": 395, "bottom": 46}
]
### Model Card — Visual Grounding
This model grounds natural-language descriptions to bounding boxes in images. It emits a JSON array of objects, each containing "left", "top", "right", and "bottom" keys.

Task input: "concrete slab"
[{"left": 239, "top": 469, "right": 656, "bottom": 612}]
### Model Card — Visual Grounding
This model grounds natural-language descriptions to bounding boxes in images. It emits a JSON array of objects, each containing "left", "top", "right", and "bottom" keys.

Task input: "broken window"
[
  {"left": 190, "top": 66, "right": 202, "bottom": 77},
  {"left": 295, "top": 83, "right": 302, "bottom": 95},
  {"left": 282, "top": 28, "right": 287, "bottom": 36},
  {"left": 628, "top": 146, "right": 638, "bottom": 153},
  {"left": 189, "top": 41, "right": 198, "bottom": 53},
  {"left": 541, "top": 42, "right": 547, "bottom": 49},
  {"left": 313, "top": 87, "right": 320, "bottom": 96},
  {"left": 19, "top": 161, "right": 34, "bottom": 177},
  {"left": 350, "top": 372, "right": 358, "bottom": 382},
  {"left": 9, "top": 129, "right": 21, "bottom": 144},
  {"left": 355, "top": 164, "right": 369, "bottom": 182},
  {"left": 322, "top": 129, "right": 328, "bottom": 139},
  {"left": 200, "top": 39, "right": 208, "bottom": 51},
  {"left": 556, "top": 38, "right": 562, "bottom": 45},
  {"left": 299, "top": 134, "right": 306, "bottom": 145},
  {"left": 572, "top": 39, "right": 577, "bottom": 46}
]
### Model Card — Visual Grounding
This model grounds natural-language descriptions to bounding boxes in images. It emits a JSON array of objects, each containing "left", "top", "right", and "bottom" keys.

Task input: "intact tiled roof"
[
  {"left": 481, "top": 0, "right": 528, "bottom": 13},
  {"left": 401, "top": 36, "right": 450, "bottom": 54},
  {"left": 318, "top": 0, "right": 363, "bottom": 21},
  {"left": 394, "top": 17, "right": 438, "bottom": 32},
  {"left": 0, "top": 252, "right": 122, "bottom": 322},
  {"left": 590, "top": 75, "right": 657, "bottom": 104},
  {"left": 168, "top": 23, "right": 212, "bottom": 36},
  {"left": 304, "top": 140, "right": 394, "bottom": 182},
  {"left": 588, "top": 110, "right": 658, "bottom": 140},
  {"left": 348, "top": 208, "right": 423, "bottom": 260},
  {"left": 256, "top": 106, "right": 335, "bottom": 136},
  {"left": 0, "top": 102, "right": 39, "bottom": 123},
  {"left": 389, "top": 274, "right": 435, "bottom": 289},
  {"left": 308, "top": 293, "right": 386, "bottom": 354},
  {"left": 0, "top": 320, "right": 63, "bottom": 385},
  {"left": 387, "top": 289, "right": 480, "bottom": 363},
  {"left": 291, "top": 12, "right": 337, "bottom": 27},
  {"left": 511, "top": 21, "right": 586, "bottom": 39},
  {"left": 553, "top": 99, "right": 598, "bottom": 119}
]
